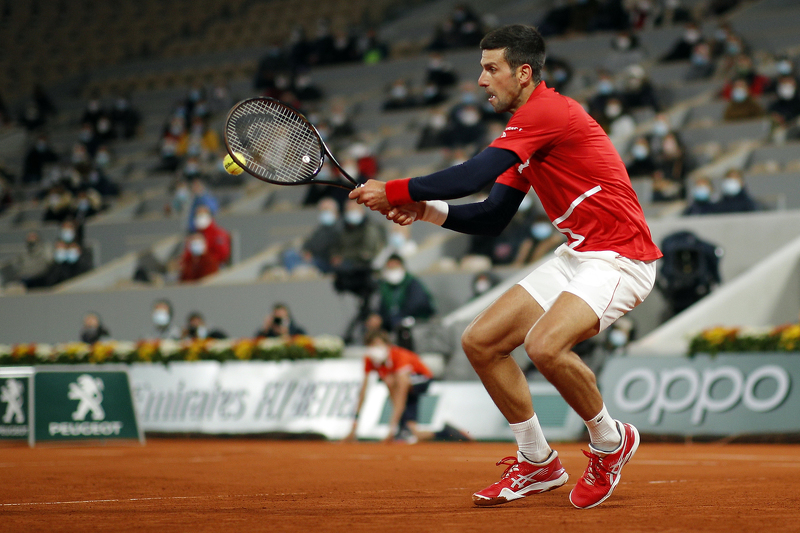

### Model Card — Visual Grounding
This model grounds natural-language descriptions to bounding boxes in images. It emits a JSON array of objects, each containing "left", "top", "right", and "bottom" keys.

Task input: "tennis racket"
[{"left": 224, "top": 97, "right": 357, "bottom": 190}]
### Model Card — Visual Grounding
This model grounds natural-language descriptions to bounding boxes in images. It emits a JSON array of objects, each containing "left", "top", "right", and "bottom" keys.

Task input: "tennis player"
[{"left": 349, "top": 24, "right": 662, "bottom": 509}]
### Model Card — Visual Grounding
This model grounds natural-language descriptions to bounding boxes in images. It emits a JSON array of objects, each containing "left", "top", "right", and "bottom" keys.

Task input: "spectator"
[
  {"left": 446, "top": 101, "right": 487, "bottom": 147},
  {"left": 187, "top": 178, "right": 219, "bottom": 232},
  {"left": 651, "top": 169, "right": 683, "bottom": 203},
  {"left": 357, "top": 29, "right": 389, "bottom": 64},
  {"left": 621, "top": 65, "right": 660, "bottom": 112},
  {"left": 661, "top": 22, "right": 703, "bottom": 62},
  {"left": 5, "top": 232, "right": 52, "bottom": 287},
  {"left": 179, "top": 232, "right": 220, "bottom": 282},
  {"left": 182, "top": 311, "right": 227, "bottom": 340},
  {"left": 85, "top": 167, "right": 120, "bottom": 199},
  {"left": 327, "top": 100, "right": 356, "bottom": 138},
  {"left": 81, "top": 98, "right": 105, "bottom": 131},
  {"left": 345, "top": 329, "right": 471, "bottom": 443},
  {"left": 626, "top": 137, "right": 658, "bottom": 177},
  {"left": 42, "top": 185, "right": 74, "bottom": 223},
  {"left": 45, "top": 240, "right": 92, "bottom": 286},
  {"left": 542, "top": 56, "right": 573, "bottom": 93},
  {"left": 715, "top": 169, "right": 758, "bottom": 213},
  {"left": 769, "top": 75, "right": 800, "bottom": 125},
  {"left": 720, "top": 55, "right": 771, "bottom": 100},
  {"left": 511, "top": 213, "right": 565, "bottom": 266},
  {"left": 148, "top": 299, "right": 182, "bottom": 340},
  {"left": 471, "top": 271, "right": 500, "bottom": 300},
  {"left": 255, "top": 303, "right": 307, "bottom": 338},
  {"left": 111, "top": 95, "right": 140, "bottom": 139},
  {"left": 375, "top": 254, "right": 435, "bottom": 333},
  {"left": 77, "top": 122, "right": 100, "bottom": 158},
  {"left": 22, "top": 135, "right": 59, "bottom": 184},
  {"left": 59, "top": 218, "right": 83, "bottom": 247},
  {"left": 170, "top": 180, "right": 191, "bottom": 215},
  {"left": 191, "top": 205, "right": 231, "bottom": 265},
  {"left": 383, "top": 79, "right": 416, "bottom": 111},
  {"left": 426, "top": 52, "right": 458, "bottom": 88},
  {"left": 80, "top": 312, "right": 111, "bottom": 344},
  {"left": 331, "top": 201, "right": 386, "bottom": 271},
  {"left": 178, "top": 117, "right": 221, "bottom": 162},
  {"left": 654, "top": 0, "right": 692, "bottom": 27},
  {"left": 588, "top": 70, "right": 621, "bottom": 119},
  {"left": 656, "top": 132, "right": 688, "bottom": 183},
  {"left": 283, "top": 198, "right": 342, "bottom": 273},
  {"left": 602, "top": 97, "right": 636, "bottom": 147},
  {"left": 602, "top": 317, "right": 636, "bottom": 356},
  {"left": 723, "top": 78, "right": 765, "bottom": 121},
  {"left": 686, "top": 42, "right": 716, "bottom": 81},
  {"left": 73, "top": 188, "right": 104, "bottom": 221},
  {"left": 683, "top": 177, "right": 716, "bottom": 215},
  {"left": 611, "top": 30, "right": 638, "bottom": 52}
]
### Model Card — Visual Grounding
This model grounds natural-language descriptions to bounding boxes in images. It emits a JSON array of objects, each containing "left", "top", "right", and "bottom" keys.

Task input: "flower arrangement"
[
  {"left": 688, "top": 324, "right": 800, "bottom": 356},
  {"left": 0, "top": 336, "right": 344, "bottom": 366}
]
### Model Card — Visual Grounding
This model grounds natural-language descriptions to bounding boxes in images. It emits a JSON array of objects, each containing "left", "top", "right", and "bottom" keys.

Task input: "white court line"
[{"left": 0, "top": 493, "right": 305, "bottom": 508}]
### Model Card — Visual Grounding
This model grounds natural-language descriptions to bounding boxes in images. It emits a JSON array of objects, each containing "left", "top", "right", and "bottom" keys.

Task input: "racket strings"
[{"left": 227, "top": 100, "right": 322, "bottom": 184}]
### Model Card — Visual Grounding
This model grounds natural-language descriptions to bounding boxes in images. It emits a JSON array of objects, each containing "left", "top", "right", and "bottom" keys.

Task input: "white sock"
[
  {"left": 510, "top": 414, "right": 551, "bottom": 463},
  {"left": 585, "top": 404, "right": 621, "bottom": 452}
]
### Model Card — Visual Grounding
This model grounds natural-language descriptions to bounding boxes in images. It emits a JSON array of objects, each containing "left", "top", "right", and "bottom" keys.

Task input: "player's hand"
[
  {"left": 349, "top": 180, "right": 392, "bottom": 214},
  {"left": 386, "top": 202, "right": 425, "bottom": 226}
]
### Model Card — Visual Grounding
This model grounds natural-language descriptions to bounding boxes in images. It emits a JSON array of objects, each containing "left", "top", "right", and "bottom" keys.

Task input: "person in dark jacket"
[
  {"left": 714, "top": 169, "right": 758, "bottom": 214},
  {"left": 376, "top": 254, "right": 435, "bottom": 332}
]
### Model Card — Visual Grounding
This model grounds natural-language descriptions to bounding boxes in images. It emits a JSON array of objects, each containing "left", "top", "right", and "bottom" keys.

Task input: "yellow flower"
[
  {"left": 702, "top": 326, "right": 738, "bottom": 346},
  {"left": 779, "top": 325, "right": 800, "bottom": 351},
  {"left": 234, "top": 340, "right": 254, "bottom": 360}
]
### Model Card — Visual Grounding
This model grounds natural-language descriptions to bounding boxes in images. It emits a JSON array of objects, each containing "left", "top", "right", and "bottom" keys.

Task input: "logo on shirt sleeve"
[{"left": 517, "top": 158, "right": 530, "bottom": 174}]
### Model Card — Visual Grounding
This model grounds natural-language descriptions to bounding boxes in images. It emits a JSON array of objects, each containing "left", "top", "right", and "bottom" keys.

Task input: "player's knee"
[
  {"left": 461, "top": 323, "right": 492, "bottom": 367},
  {"left": 524, "top": 334, "right": 560, "bottom": 372}
]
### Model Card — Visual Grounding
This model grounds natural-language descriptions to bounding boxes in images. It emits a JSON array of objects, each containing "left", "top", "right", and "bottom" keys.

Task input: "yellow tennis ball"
[{"left": 223, "top": 152, "right": 245, "bottom": 175}]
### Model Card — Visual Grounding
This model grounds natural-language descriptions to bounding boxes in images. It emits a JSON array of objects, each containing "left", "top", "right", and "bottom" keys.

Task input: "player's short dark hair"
[{"left": 480, "top": 24, "right": 546, "bottom": 84}]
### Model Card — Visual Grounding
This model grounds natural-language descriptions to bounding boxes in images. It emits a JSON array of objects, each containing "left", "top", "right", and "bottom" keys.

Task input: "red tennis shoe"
[
  {"left": 569, "top": 421, "right": 640, "bottom": 509},
  {"left": 472, "top": 450, "right": 568, "bottom": 506}
]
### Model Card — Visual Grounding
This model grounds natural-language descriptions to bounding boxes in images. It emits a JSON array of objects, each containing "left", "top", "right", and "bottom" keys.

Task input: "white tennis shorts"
[{"left": 518, "top": 244, "right": 657, "bottom": 332}]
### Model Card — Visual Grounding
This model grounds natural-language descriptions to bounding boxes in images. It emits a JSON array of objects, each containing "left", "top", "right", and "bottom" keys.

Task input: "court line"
[{"left": 0, "top": 493, "right": 306, "bottom": 508}]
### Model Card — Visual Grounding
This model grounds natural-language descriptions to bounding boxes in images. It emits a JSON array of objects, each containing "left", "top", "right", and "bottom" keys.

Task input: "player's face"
[{"left": 479, "top": 49, "right": 521, "bottom": 114}]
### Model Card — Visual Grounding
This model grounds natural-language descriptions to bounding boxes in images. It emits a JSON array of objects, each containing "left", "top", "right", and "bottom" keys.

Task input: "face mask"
[
  {"left": 95, "top": 151, "right": 110, "bottom": 166},
  {"left": 684, "top": 29, "right": 700, "bottom": 43},
  {"left": 189, "top": 239, "right": 206, "bottom": 256},
  {"left": 54, "top": 248, "right": 68, "bottom": 263},
  {"left": 382, "top": 267, "right": 405, "bottom": 285},
  {"left": 61, "top": 229, "right": 75, "bottom": 243},
  {"left": 597, "top": 80, "right": 614, "bottom": 95},
  {"left": 777, "top": 60, "right": 793, "bottom": 75},
  {"left": 691, "top": 52, "right": 709, "bottom": 66},
  {"left": 344, "top": 210, "right": 364, "bottom": 225},
  {"left": 389, "top": 233, "right": 406, "bottom": 249},
  {"left": 77, "top": 199, "right": 91, "bottom": 212},
  {"left": 474, "top": 278, "right": 492, "bottom": 295},
  {"left": 662, "top": 139, "right": 679, "bottom": 155},
  {"left": 778, "top": 83, "right": 796, "bottom": 100},
  {"left": 365, "top": 345, "right": 389, "bottom": 364},
  {"left": 460, "top": 92, "right": 477, "bottom": 104},
  {"left": 727, "top": 42, "right": 742, "bottom": 55},
  {"left": 65, "top": 248, "right": 80, "bottom": 263},
  {"left": 615, "top": 36, "right": 631, "bottom": 50},
  {"left": 190, "top": 325, "right": 208, "bottom": 338},
  {"left": 458, "top": 108, "right": 481, "bottom": 126},
  {"left": 518, "top": 195, "right": 533, "bottom": 212},
  {"left": 631, "top": 144, "right": 649, "bottom": 160},
  {"left": 722, "top": 178, "right": 742, "bottom": 196},
  {"left": 152, "top": 309, "right": 171, "bottom": 327},
  {"left": 391, "top": 85, "right": 408, "bottom": 99},
  {"left": 319, "top": 210, "right": 337, "bottom": 226},
  {"left": 184, "top": 162, "right": 200, "bottom": 176},
  {"left": 431, "top": 114, "right": 447, "bottom": 129},
  {"left": 652, "top": 120, "right": 669, "bottom": 136},
  {"left": 175, "top": 188, "right": 189, "bottom": 201},
  {"left": 194, "top": 213, "right": 212, "bottom": 230},
  {"left": 605, "top": 104, "right": 622, "bottom": 118},
  {"left": 609, "top": 329, "right": 629, "bottom": 347},
  {"left": 693, "top": 185, "right": 711, "bottom": 201},
  {"left": 531, "top": 222, "right": 553, "bottom": 240},
  {"left": 554, "top": 68, "right": 568, "bottom": 82},
  {"left": 79, "top": 129, "right": 93, "bottom": 142}
]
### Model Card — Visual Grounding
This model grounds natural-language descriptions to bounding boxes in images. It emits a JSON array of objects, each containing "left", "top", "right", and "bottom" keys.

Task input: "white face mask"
[
  {"left": 731, "top": 87, "right": 748, "bottom": 102},
  {"left": 194, "top": 213, "right": 212, "bottom": 230},
  {"left": 344, "top": 210, "right": 364, "bottom": 225},
  {"left": 605, "top": 104, "right": 622, "bottom": 118},
  {"left": 652, "top": 120, "right": 669, "bottom": 137},
  {"left": 54, "top": 248, "right": 68, "bottom": 263},
  {"left": 778, "top": 83, "right": 796, "bottom": 100},
  {"left": 531, "top": 222, "right": 553, "bottom": 240},
  {"left": 631, "top": 144, "right": 649, "bottom": 160},
  {"left": 382, "top": 267, "right": 405, "bottom": 285},
  {"left": 721, "top": 177, "right": 742, "bottom": 196},
  {"left": 61, "top": 228, "right": 75, "bottom": 243},
  {"left": 693, "top": 185, "right": 711, "bottom": 201},
  {"left": 609, "top": 329, "right": 629, "bottom": 347},
  {"left": 189, "top": 239, "right": 206, "bottom": 256},
  {"left": 365, "top": 345, "right": 389, "bottom": 364},
  {"left": 389, "top": 233, "right": 406, "bottom": 249},
  {"left": 152, "top": 309, "right": 171, "bottom": 327},
  {"left": 318, "top": 210, "right": 337, "bottom": 226}
]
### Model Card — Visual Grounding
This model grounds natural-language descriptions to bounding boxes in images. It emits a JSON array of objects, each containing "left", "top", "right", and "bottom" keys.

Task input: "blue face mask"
[
  {"left": 693, "top": 186, "right": 711, "bottom": 202},
  {"left": 531, "top": 222, "right": 553, "bottom": 240},
  {"left": 318, "top": 211, "right": 336, "bottom": 226}
]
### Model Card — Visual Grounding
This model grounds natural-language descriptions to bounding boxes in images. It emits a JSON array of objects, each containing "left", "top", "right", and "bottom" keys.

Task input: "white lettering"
[
  {"left": 614, "top": 364, "right": 791, "bottom": 425},
  {"left": 48, "top": 421, "right": 123, "bottom": 436}
]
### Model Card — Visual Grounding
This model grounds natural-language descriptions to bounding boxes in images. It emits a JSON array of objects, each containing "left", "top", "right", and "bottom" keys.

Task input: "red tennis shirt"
[
  {"left": 387, "top": 81, "right": 662, "bottom": 262},
  {"left": 364, "top": 346, "right": 433, "bottom": 381},
  {"left": 489, "top": 82, "right": 661, "bottom": 261}
]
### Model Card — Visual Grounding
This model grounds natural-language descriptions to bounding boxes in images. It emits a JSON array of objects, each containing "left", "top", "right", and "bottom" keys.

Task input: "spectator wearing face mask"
[
  {"left": 656, "top": 132, "right": 688, "bottom": 183},
  {"left": 148, "top": 299, "right": 182, "bottom": 340},
  {"left": 80, "top": 312, "right": 111, "bottom": 344},
  {"left": 180, "top": 232, "right": 220, "bottom": 282},
  {"left": 686, "top": 42, "right": 716, "bottom": 81},
  {"left": 182, "top": 311, "right": 227, "bottom": 340},
  {"left": 331, "top": 200, "right": 386, "bottom": 271},
  {"left": 383, "top": 79, "right": 416, "bottom": 111},
  {"left": 46, "top": 240, "right": 92, "bottom": 286},
  {"left": 471, "top": 271, "right": 500, "bottom": 300},
  {"left": 661, "top": 22, "right": 703, "bottom": 62},
  {"left": 375, "top": 254, "right": 435, "bottom": 333},
  {"left": 603, "top": 317, "right": 636, "bottom": 355},
  {"left": 683, "top": 177, "right": 717, "bottom": 215},
  {"left": 111, "top": 95, "right": 140, "bottom": 139},
  {"left": 255, "top": 303, "right": 307, "bottom": 338},
  {"left": 187, "top": 178, "right": 219, "bottom": 232},
  {"left": 283, "top": 198, "right": 343, "bottom": 273},
  {"left": 715, "top": 169, "right": 758, "bottom": 214},
  {"left": 59, "top": 218, "right": 83, "bottom": 247},
  {"left": 602, "top": 97, "right": 636, "bottom": 148},
  {"left": 769, "top": 75, "right": 800, "bottom": 126},
  {"left": 374, "top": 224, "right": 418, "bottom": 268},
  {"left": 626, "top": 137, "right": 658, "bottom": 177},
  {"left": 588, "top": 71, "right": 621, "bottom": 120},
  {"left": 512, "top": 214, "right": 565, "bottom": 267},
  {"left": 621, "top": 65, "right": 660, "bottom": 112},
  {"left": 42, "top": 185, "right": 74, "bottom": 223},
  {"left": 192, "top": 205, "right": 231, "bottom": 265},
  {"left": 723, "top": 78, "right": 765, "bottom": 121}
]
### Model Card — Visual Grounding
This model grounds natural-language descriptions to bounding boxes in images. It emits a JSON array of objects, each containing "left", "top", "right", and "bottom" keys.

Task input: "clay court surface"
[{"left": 2, "top": 438, "right": 799, "bottom": 532}]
